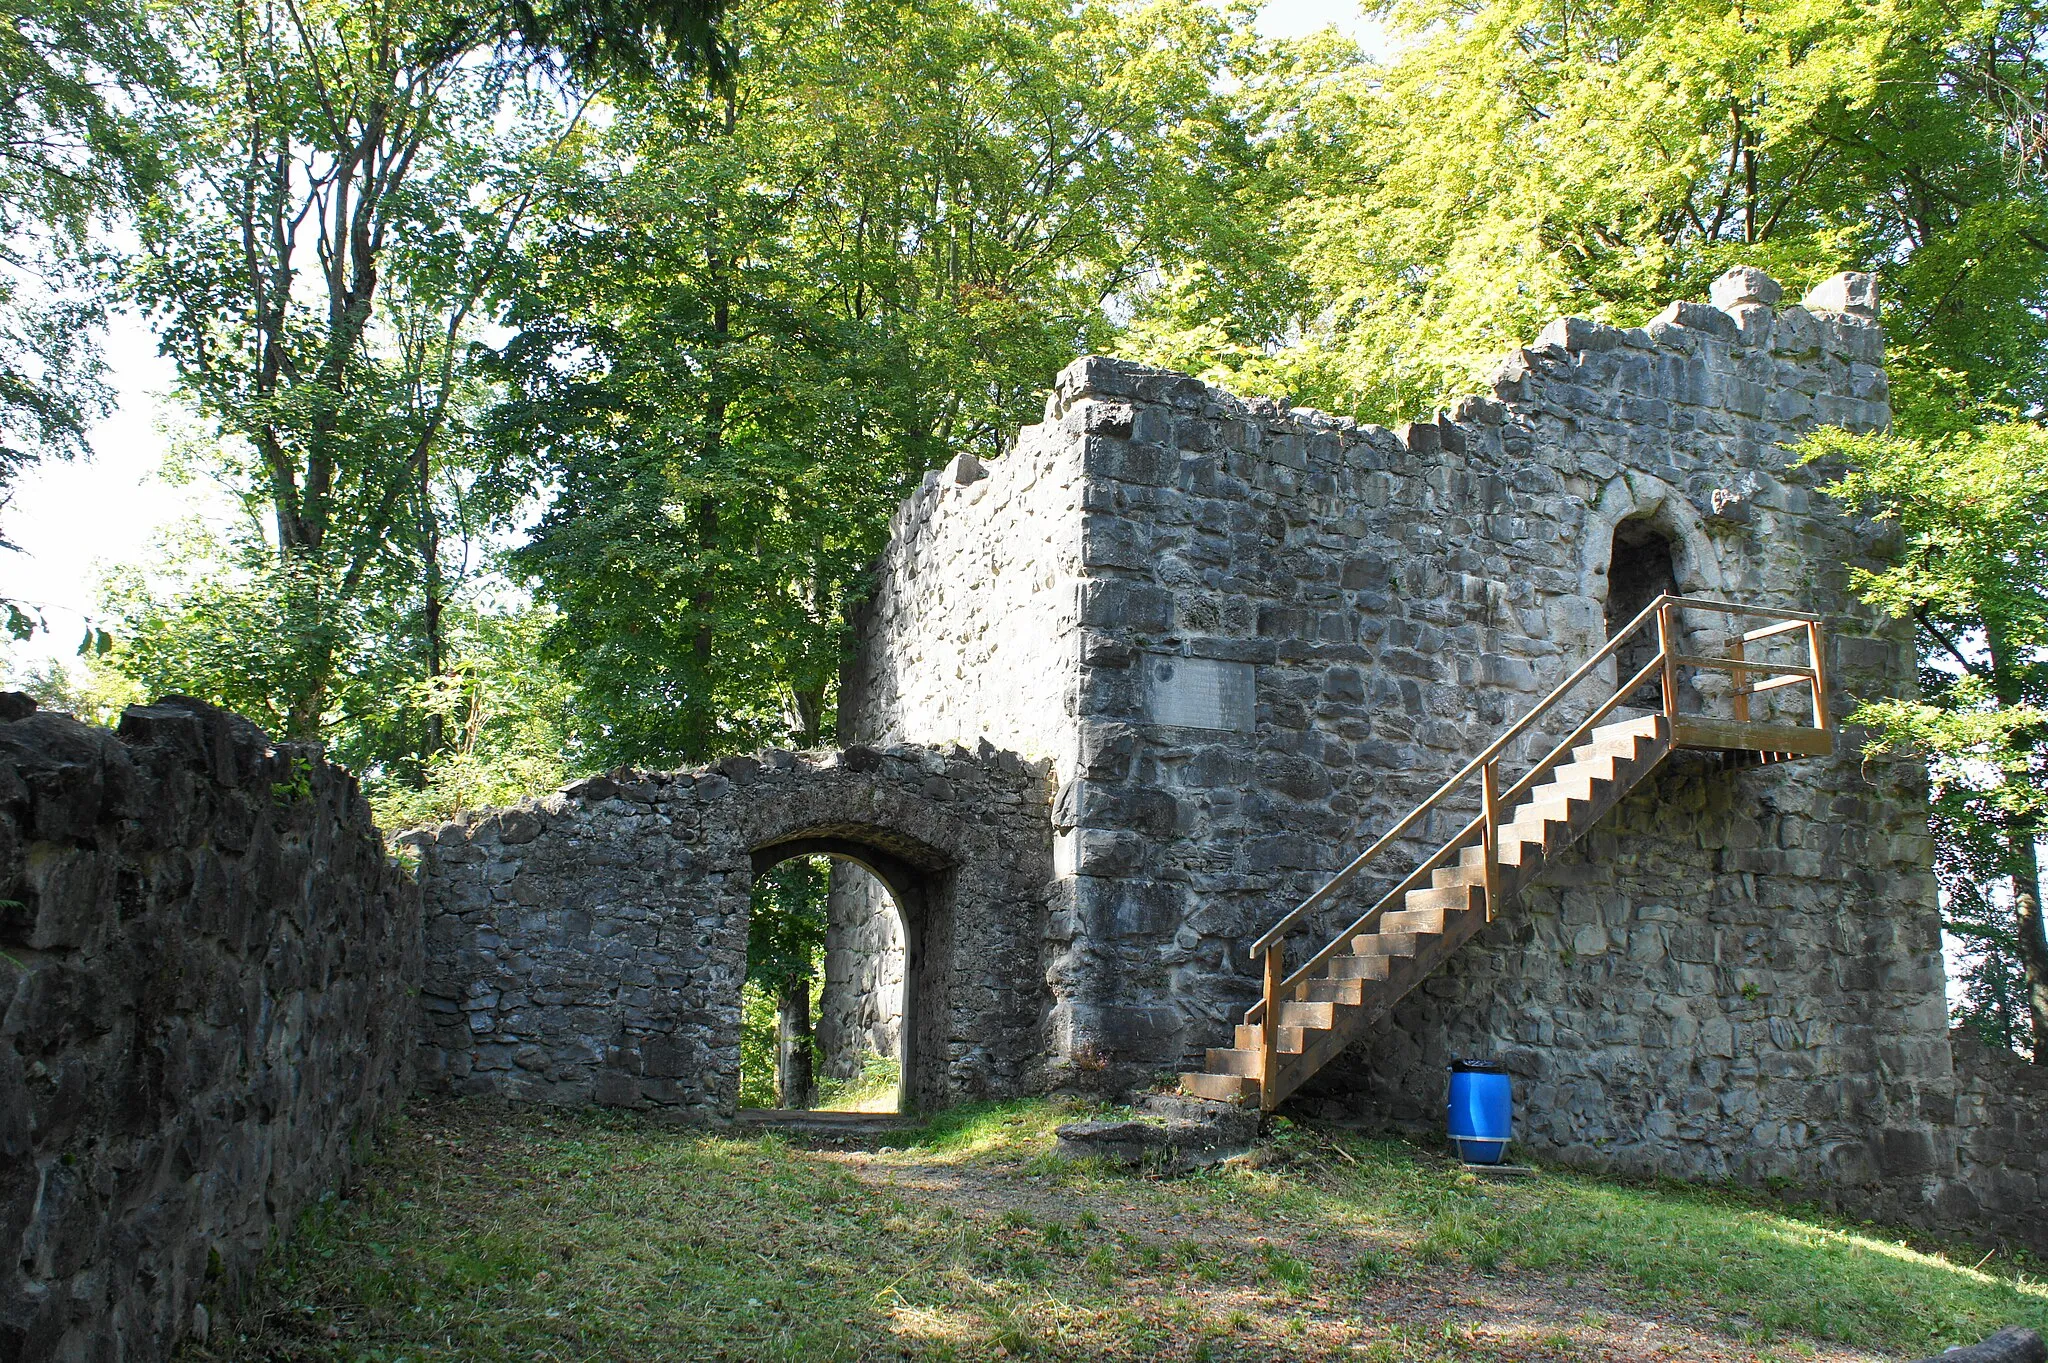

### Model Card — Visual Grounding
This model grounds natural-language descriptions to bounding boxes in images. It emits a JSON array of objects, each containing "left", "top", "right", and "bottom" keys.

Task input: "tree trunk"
[
  {"left": 2011, "top": 822, "right": 2048, "bottom": 1063},
  {"left": 420, "top": 444, "right": 446, "bottom": 763},
  {"left": 775, "top": 976, "right": 815, "bottom": 1109},
  {"left": 1907, "top": 1327, "right": 2044, "bottom": 1363},
  {"left": 1988, "top": 624, "right": 2048, "bottom": 1062}
]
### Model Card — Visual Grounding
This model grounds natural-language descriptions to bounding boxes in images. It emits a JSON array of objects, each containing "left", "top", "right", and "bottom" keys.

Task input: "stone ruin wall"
[
  {"left": 1947, "top": 1030, "right": 2048, "bottom": 1253},
  {"left": 828, "top": 419, "right": 1095, "bottom": 1082},
  {"left": 0, "top": 696, "right": 420, "bottom": 1363},
  {"left": 406, "top": 744, "right": 1055, "bottom": 1114},
  {"left": 840, "top": 440, "right": 1089, "bottom": 764},
  {"left": 815, "top": 863, "right": 905, "bottom": 1083},
  {"left": 845, "top": 270, "right": 2043, "bottom": 1250}
]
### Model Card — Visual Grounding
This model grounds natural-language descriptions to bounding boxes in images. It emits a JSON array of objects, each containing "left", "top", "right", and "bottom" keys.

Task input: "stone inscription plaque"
[{"left": 1145, "top": 655, "right": 1255, "bottom": 732}]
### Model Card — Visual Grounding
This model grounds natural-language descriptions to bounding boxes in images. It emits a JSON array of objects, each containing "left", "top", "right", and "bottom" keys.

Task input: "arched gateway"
[{"left": 406, "top": 743, "right": 1054, "bottom": 1116}]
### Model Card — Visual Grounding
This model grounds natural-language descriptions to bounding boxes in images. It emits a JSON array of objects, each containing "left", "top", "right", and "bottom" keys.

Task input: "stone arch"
[
  {"left": 408, "top": 744, "right": 1055, "bottom": 1120},
  {"left": 1579, "top": 474, "right": 1734, "bottom": 701},
  {"left": 1580, "top": 473, "right": 1728, "bottom": 604},
  {"left": 731, "top": 782, "right": 991, "bottom": 1114}
]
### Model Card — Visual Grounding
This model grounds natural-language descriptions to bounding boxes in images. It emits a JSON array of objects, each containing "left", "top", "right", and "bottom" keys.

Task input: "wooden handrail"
[
  {"left": 1662, "top": 594, "right": 1823, "bottom": 622},
  {"left": 1671, "top": 653, "right": 1815, "bottom": 677},
  {"left": 1742, "top": 618, "right": 1810, "bottom": 643},
  {"left": 1241, "top": 594, "right": 1831, "bottom": 1047}
]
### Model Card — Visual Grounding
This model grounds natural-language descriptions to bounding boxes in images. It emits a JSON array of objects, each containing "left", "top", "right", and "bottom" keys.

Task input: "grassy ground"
[
  {"left": 813, "top": 1055, "right": 903, "bottom": 1114},
  {"left": 184, "top": 1098, "right": 2046, "bottom": 1363}
]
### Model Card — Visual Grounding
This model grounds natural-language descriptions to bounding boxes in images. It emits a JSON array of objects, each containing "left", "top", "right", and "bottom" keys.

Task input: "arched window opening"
[{"left": 1607, "top": 516, "right": 1677, "bottom": 706}]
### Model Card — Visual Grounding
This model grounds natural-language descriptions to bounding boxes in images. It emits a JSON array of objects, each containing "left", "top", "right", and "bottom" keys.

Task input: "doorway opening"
[
  {"left": 738, "top": 855, "right": 833, "bottom": 1111},
  {"left": 1606, "top": 516, "right": 1678, "bottom": 706},
  {"left": 742, "top": 835, "right": 937, "bottom": 1115}
]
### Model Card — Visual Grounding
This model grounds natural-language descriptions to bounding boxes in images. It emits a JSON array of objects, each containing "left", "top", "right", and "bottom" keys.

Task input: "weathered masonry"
[
  {"left": 404, "top": 744, "right": 1055, "bottom": 1113},
  {"left": 839, "top": 267, "right": 2045, "bottom": 1246},
  {"left": 1, "top": 697, "right": 419, "bottom": 1363}
]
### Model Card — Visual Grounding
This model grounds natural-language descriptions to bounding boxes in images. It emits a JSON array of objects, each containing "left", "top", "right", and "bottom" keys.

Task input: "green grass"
[
  {"left": 814, "top": 1052, "right": 901, "bottom": 1113},
  {"left": 180, "top": 1098, "right": 2045, "bottom": 1363},
  {"left": 1293, "top": 1134, "right": 2043, "bottom": 1351}
]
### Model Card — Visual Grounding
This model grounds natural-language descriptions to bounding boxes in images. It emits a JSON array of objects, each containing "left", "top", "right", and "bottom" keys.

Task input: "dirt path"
[{"left": 824, "top": 1146, "right": 1894, "bottom": 1363}]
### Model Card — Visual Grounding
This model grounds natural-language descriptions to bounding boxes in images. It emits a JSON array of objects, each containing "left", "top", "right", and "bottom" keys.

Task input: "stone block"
[
  {"left": 1710, "top": 267, "right": 1784, "bottom": 311},
  {"left": 1802, "top": 272, "right": 1879, "bottom": 319}
]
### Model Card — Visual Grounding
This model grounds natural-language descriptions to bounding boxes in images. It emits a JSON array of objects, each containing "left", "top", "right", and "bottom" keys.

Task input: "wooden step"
[
  {"left": 1180, "top": 1070, "right": 1257, "bottom": 1103},
  {"left": 1381, "top": 905, "right": 1445, "bottom": 934},
  {"left": 1519, "top": 792, "right": 1594, "bottom": 833},
  {"left": 1431, "top": 860, "right": 1486, "bottom": 890},
  {"left": 1305, "top": 977, "right": 1366, "bottom": 1005},
  {"left": 1502, "top": 810, "right": 1575, "bottom": 860},
  {"left": 1205, "top": 1047, "right": 1262, "bottom": 1077},
  {"left": 1351, "top": 930, "right": 1425, "bottom": 957},
  {"left": 1236, "top": 1023, "right": 1305, "bottom": 1052},
  {"left": 1325, "top": 954, "right": 1392, "bottom": 981},
  {"left": 1405, "top": 882, "right": 1484, "bottom": 915},
  {"left": 1278, "top": 999, "right": 1337, "bottom": 1029},
  {"left": 1528, "top": 766, "right": 1613, "bottom": 807}
]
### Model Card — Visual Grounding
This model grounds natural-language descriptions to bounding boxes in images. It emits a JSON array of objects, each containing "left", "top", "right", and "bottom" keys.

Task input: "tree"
[
  {"left": 127, "top": 0, "right": 579, "bottom": 740},
  {"left": 1124, "top": 0, "right": 2048, "bottom": 426},
  {"left": 1801, "top": 422, "right": 2048, "bottom": 1061},
  {"left": 745, "top": 857, "right": 827, "bottom": 1108},
  {"left": 499, "top": 0, "right": 1241, "bottom": 768},
  {"left": 0, "top": 0, "right": 164, "bottom": 634}
]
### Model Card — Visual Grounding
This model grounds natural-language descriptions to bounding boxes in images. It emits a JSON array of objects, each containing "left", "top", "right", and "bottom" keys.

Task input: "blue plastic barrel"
[{"left": 1447, "top": 1060, "right": 1512, "bottom": 1165}]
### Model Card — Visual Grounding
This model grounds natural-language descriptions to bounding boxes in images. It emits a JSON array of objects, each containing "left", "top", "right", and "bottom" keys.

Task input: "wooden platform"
[{"left": 1672, "top": 718, "right": 1832, "bottom": 756}]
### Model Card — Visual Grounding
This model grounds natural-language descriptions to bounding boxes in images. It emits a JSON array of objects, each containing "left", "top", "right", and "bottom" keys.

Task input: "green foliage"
[
  {"left": 366, "top": 605, "right": 585, "bottom": 830},
  {"left": 96, "top": 521, "right": 584, "bottom": 828},
  {"left": 0, "top": 652, "right": 144, "bottom": 727},
  {"left": 497, "top": 0, "right": 1241, "bottom": 767},
  {"left": 125, "top": 0, "right": 597, "bottom": 742},
  {"left": 813, "top": 1050, "right": 900, "bottom": 1113},
  {"left": 0, "top": 0, "right": 163, "bottom": 519},
  {"left": 746, "top": 857, "right": 826, "bottom": 999},
  {"left": 1124, "top": 0, "right": 2048, "bottom": 425},
  {"left": 270, "top": 753, "right": 316, "bottom": 806},
  {"left": 1800, "top": 420, "right": 2048, "bottom": 1057},
  {"left": 738, "top": 857, "right": 827, "bottom": 1107},
  {"left": 736, "top": 978, "right": 783, "bottom": 1109}
]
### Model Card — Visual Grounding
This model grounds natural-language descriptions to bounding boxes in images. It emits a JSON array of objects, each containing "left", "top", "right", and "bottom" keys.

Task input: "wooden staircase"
[{"left": 1182, "top": 594, "right": 1835, "bottom": 1111}]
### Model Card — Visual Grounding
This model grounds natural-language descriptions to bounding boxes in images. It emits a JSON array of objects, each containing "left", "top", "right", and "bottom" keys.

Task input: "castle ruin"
[{"left": 7, "top": 267, "right": 2047, "bottom": 1362}]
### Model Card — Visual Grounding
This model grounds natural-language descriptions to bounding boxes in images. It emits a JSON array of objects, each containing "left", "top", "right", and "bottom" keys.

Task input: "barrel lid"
[{"left": 1448, "top": 1059, "right": 1506, "bottom": 1073}]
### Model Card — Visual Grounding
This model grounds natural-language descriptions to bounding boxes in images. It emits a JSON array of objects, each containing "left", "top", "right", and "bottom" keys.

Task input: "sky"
[{"left": 0, "top": 0, "right": 1385, "bottom": 675}]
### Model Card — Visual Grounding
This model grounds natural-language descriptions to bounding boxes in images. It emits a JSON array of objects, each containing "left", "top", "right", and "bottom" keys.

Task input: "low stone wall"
[
  {"left": 407, "top": 743, "right": 1055, "bottom": 1114},
  {"left": 0, "top": 695, "right": 421, "bottom": 1363},
  {"left": 1941, "top": 1030, "right": 2048, "bottom": 1254}
]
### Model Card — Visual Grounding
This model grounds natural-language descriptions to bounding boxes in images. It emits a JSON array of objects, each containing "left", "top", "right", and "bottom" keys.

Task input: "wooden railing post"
[
  {"left": 1806, "top": 620, "right": 1830, "bottom": 731},
  {"left": 1730, "top": 632, "right": 1750, "bottom": 724},
  {"left": 1480, "top": 759, "right": 1500, "bottom": 921},
  {"left": 1656, "top": 598, "right": 1680, "bottom": 718},
  {"left": 1260, "top": 940, "right": 1284, "bottom": 1109}
]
